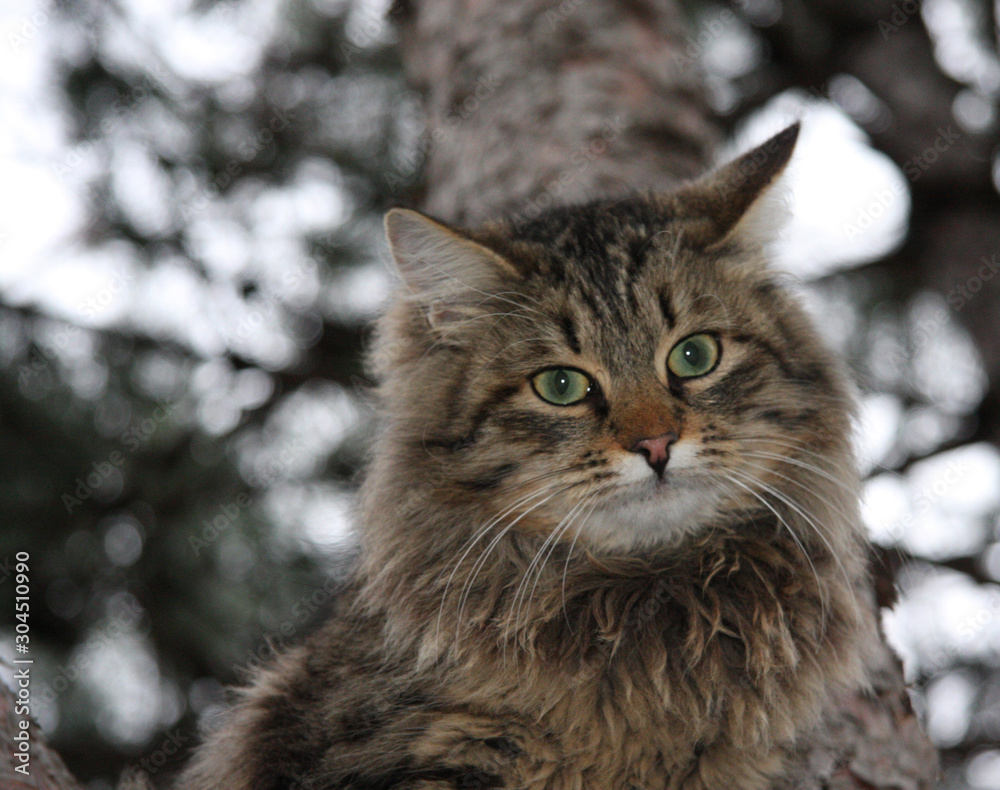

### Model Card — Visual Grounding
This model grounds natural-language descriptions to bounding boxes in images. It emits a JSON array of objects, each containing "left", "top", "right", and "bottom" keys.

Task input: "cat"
[{"left": 173, "top": 122, "right": 877, "bottom": 790}]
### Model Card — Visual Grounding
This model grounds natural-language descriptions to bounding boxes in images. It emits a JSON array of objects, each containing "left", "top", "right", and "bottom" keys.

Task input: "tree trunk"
[
  {"left": 396, "top": 0, "right": 720, "bottom": 225},
  {"left": 395, "top": 0, "right": 940, "bottom": 787}
]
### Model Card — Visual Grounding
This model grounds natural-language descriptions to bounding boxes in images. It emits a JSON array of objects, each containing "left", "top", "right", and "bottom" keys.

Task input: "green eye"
[
  {"left": 667, "top": 333, "right": 720, "bottom": 379},
  {"left": 531, "top": 368, "right": 592, "bottom": 406}
]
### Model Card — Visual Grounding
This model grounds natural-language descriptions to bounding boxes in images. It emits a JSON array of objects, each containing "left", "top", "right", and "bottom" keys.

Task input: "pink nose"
[{"left": 632, "top": 433, "right": 678, "bottom": 478}]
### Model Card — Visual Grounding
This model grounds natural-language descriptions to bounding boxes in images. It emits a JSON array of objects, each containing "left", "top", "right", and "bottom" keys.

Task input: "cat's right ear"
[
  {"left": 667, "top": 122, "right": 800, "bottom": 250},
  {"left": 384, "top": 208, "right": 520, "bottom": 330}
]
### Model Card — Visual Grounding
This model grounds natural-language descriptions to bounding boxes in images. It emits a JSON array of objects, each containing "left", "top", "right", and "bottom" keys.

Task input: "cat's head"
[{"left": 371, "top": 124, "right": 857, "bottom": 553}]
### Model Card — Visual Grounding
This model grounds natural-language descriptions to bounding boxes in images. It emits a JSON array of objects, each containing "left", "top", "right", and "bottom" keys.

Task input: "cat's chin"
[{"left": 580, "top": 477, "right": 725, "bottom": 553}]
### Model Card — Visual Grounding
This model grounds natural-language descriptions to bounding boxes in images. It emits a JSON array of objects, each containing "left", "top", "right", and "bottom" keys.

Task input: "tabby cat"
[{"left": 175, "top": 123, "right": 876, "bottom": 790}]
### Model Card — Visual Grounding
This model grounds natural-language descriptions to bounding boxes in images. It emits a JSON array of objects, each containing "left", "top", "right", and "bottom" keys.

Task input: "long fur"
[{"left": 174, "top": 126, "right": 876, "bottom": 790}]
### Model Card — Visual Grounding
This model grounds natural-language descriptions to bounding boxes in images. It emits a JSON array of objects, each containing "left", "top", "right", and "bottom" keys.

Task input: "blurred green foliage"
[{"left": 1, "top": 0, "right": 416, "bottom": 782}]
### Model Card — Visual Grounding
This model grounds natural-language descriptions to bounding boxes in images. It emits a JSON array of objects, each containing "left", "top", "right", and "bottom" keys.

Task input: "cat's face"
[{"left": 377, "top": 125, "right": 854, "bottom": 552}]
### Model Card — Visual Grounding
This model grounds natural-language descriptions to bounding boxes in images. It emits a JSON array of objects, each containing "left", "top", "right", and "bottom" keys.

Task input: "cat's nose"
[{"left": 631, "top": 432, "right": 678, "bottom": 479}]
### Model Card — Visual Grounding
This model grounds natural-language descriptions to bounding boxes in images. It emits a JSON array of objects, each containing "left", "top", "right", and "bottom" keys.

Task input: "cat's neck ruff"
[{"left": 357, "top": 506, "right": 870, "bottom": 755}]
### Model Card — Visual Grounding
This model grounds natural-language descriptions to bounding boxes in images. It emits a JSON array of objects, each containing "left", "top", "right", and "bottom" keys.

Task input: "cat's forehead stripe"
[
  {"left": 657, "top": 289, "right": 676, "bottom": 330},
  {"left": 560, "top": 314, "right": 582, "bottom": 355}
]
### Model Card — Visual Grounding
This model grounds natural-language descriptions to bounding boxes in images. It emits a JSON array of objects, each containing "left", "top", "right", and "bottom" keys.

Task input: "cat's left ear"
[
  {"left": 668, "top": 122, "right": 800, "bottom": 250},
  {"left": 384, "top": 207, "right": 521, "bottom": 330}
]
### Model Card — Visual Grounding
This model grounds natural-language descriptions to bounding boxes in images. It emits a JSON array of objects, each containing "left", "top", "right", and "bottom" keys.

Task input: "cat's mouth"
[
  {"left": 626, "top": 467, "right": 702, "bottom": 499},
  {"left": 595, "top": 459, "right": 711, "bottom": 512},
  {"left": 563, "top": 445, "right": 727, "bottom": 549},
  {"left": 580, "top": 473, "right": 724, "bottom": 550},
  {"left": 605, "top": 441, "right": 705, "bottom": 495}
]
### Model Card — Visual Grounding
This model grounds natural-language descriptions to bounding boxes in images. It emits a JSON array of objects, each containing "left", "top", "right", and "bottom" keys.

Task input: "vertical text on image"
[{"left": 12, "top": 551, "right": 33, "bottom": 777}]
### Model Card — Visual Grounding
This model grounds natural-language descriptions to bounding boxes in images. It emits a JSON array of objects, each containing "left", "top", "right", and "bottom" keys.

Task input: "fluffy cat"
[{"left": 175, "top": 123, "right": 876, "bottom": 790}]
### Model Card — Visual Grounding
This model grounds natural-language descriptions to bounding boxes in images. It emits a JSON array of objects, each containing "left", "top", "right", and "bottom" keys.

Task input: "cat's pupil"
[
  {"left": 682, "top": 342, "right": 702, "bottom": 367},
  {"left": 554, "top": 370, "right": 571, "bottom": 395}
]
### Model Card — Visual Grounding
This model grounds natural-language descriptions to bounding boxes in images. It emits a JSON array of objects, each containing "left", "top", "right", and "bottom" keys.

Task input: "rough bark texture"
[
  {"left": 0, "top": 680, "right": 83, "bottom": 790},
  {"left": 398, "top": 0, "right": 721, "bottom": 225},
  {"left": 396, "top": 0, "right": 940, "bottom": 787},
  {"left": 773, "top": 635, "right": 941, "bottom": 789}
]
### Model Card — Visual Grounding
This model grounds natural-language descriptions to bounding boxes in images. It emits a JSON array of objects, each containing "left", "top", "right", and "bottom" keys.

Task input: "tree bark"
[
  {"left": 396, "top": 0, "right": 940, "bottom": 787},
  {"left": 396, "top": 0, "right": 720, "bottom": 225},
  {"left": 0, "top": 679, "right": 83, "bottom": 790}
]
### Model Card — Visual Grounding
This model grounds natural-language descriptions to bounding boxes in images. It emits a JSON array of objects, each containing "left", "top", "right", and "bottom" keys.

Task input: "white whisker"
[
  {"left": 455, "top": 480, "right": 585, "bottom": 643},
  {"left": 513, "top": 495, "right": 593, "bottom": 640},
  {"left": 713, "top": 469, "right": 830, "bottom": 620},
  {"left": 436, "top": 483, "right": 557, "bottom": 646},
  {"left": 725, "top": 466, "right": 855, "bottom": 614},
  {"left": 560, "top": 497, "right": 601, "bottom": 633}
]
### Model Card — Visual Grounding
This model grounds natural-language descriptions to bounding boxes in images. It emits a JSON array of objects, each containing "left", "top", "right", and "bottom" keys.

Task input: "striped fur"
[{"left": 176, "top": 125, "right": 875, "bottom": 790}]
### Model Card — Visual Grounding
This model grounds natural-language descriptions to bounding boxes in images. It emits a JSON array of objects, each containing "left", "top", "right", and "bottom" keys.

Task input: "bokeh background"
[{"left": 0, "top": 0, "right": 999, "bottom": 786}]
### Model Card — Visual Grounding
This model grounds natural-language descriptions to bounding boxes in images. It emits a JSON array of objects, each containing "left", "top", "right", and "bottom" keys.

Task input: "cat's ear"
[
  {"left": 384, "top": 208, "right": 520, "bottom": 330},
  {"left": 668, "top": 122, "right": 799, "bottom": 250}
]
